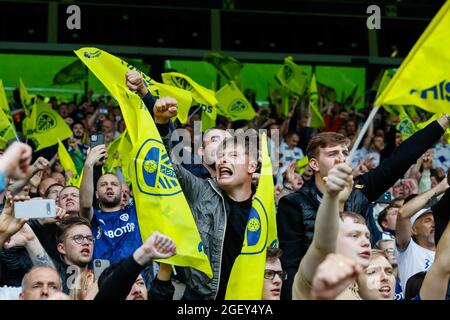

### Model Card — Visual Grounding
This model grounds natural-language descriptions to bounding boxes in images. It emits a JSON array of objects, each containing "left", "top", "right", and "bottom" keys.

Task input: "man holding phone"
[{"left": 80, "top": 145, "right": 143, "bottom": 264}]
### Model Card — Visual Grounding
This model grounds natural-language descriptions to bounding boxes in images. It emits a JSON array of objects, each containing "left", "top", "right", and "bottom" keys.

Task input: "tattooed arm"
[{"left": 3, "top": 223, "right": 56, "bottom": 268}]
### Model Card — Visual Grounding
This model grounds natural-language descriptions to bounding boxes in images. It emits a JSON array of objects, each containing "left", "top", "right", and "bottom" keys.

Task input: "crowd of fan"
[{"left": 1, "top": 70, "right": 450, "bottom": 300}]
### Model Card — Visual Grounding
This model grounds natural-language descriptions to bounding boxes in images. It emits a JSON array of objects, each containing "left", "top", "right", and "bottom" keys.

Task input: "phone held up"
[{"left": 14, "top": 199, "right": 57, "bottom": 219}]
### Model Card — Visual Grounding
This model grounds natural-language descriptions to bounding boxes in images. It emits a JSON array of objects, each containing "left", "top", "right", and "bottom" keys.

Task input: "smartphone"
[
  {"left": 90, "top": 133, "right": 105, "bottom": 148},
  {"left": 93, "top": 259, "right": 111, "bottom": 281},
  {"left": 14, "top": 199, "right": 56, "bottom": 219},
  {"left": 99, "top": 108, "right": 108, "bottom": 115}
]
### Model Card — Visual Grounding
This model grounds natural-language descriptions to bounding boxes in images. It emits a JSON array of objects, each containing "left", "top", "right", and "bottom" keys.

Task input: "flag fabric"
[
  {"left": 216, "top": 81, "right": 256, "bottom": 121},
  {"left": 161, "top": 72, "right": 218, "bottom": 130},
  {"left": 74, "top": 48, "right": 193, "bottom": 124},
  {"left": 161, "top": 72, "right": 218, "bottom": 107},
  {"left": 376, "top": 69, "right": 396, "bottom": 100},
  {"left": 53, "top": 59, "right": 86, "bottom": 85},
  {"left": 275, "top": 57, "right": 308, "bottom": 95},
  {"left": 19, "top": 78, "right": 34, "bottom": 116},
  {"left": 23, "top": 99, "right": 73, "bottom": 151},
  {"left": 115, "top": 84, "right": 213, "bottom": 278},
  {"left": 0, "top": 81, "right": 16, "bottom": 147},
  {"left": 200, "top": 105, "right": 217, "bottom": 132},
  {"left": 278, "top": 87, "right": 291, "bottom": 118},
  {"left": 405, "top": 105, "right": 419, "bottom": 120},
  {"left": 416, "top": 113, "right": 441, "bottom": 130},
  {"left": 296, "top": 156, "right": 309, "bottom": 174},
  {"left": 57, "top": 138, "right": 83, "bottom": 187},
  {"left": 0, "top": 106, "right": 15, "bottom": 149},
  {"left": 375, "top": 1, "right": 450, "bottom": 114},
  {"left": 104, "top": 129, "right": 133, "bottom": 184},
  {"left": 308, "top": 74, "right": 325, "bottom": 128},
  {"left": 225, "top": 133, "right": 278, "bottom": 299},
  {"left": 396, "top": 106, "right": 417, "bottom": 140},
  {"left": 0, "top": 80, "right": 13, "bottom": 124},
  {"left": 203, "top": 52, "right": 243, "bottom": 82}
]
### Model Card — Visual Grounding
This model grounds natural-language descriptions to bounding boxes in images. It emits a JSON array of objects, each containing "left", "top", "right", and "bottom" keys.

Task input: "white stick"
[
  {"left": 171, "top": 264, "right": 177, "bottom": 276},
  {"left": 10, "top": 124, "right": 20, "bottom": 142},
  {"left": 347, "top": 106, "right": 380, "bottom": 164}
]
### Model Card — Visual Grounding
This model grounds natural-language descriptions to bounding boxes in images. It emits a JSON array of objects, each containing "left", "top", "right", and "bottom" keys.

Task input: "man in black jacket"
[{"left": 277, "top": 115, "right": 450, "bottom": 299}]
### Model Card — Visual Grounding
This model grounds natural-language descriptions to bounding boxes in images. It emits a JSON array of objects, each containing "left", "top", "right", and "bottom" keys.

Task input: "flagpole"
[
  {"left": 9, "top": 124, "right": 20, "bottom": 142},
  {"left": 187, "top": 105, "right": 203, "bottom": 122},
  {"left": 347, "top": 106, "right": 380, "bottom": 165}
]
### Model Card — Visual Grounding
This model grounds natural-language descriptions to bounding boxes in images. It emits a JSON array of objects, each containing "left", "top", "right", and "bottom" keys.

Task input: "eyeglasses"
[
  {"left": 264, "top": 269, "right": 287, "bottom": 281},
  {"left": 384, "top": 248, "right": 395, "bottom": 255},
  {"left": 71, "top": 234, "right": 95, "bottom": 244}
]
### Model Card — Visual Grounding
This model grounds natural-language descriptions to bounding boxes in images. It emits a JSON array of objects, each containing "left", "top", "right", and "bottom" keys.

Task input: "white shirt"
[
  {"left": 0, "top": 286, "right": 21, "bottom": 300},
  {"left": 279, "top": 141, "right": 304, "bottom": 171},
  {"left": 351, "top": 147, "right": 380, "bottom": 169},
  {"left": 397, "top": 240, "right": 435, "bottom": 293},
  {"left": 433, "top": 143, "right": 450, "bottom": 171}
]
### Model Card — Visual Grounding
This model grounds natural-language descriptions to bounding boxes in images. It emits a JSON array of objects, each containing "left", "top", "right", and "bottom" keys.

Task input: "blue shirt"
[
  {"left": 395, "top": 276, "right": 404, "bottom": 300},
  {"left": 92, "top": 204, "right": 142, "bottom": 263}
]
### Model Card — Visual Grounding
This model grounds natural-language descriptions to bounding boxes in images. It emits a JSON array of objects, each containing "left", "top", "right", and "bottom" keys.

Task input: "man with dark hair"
[
  {"left": 263, "top": 248, "right": 286, "bottom": 300},
  {"left": 80, "top": 148, "right": 142, "bottom": 264},
  {"left": 277, "top": 115, "right": 450, "bottom": 299},
  {"left": 55, "top": 216, "right": 95, "bottom": 298},
  {"left": 149, "top": 97, "right": 260, "bottom": 300}
]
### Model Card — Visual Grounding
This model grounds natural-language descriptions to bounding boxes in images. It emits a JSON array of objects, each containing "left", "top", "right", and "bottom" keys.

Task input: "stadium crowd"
[{"left": 1, "top": 68, "right": 450, "bottom": 301}]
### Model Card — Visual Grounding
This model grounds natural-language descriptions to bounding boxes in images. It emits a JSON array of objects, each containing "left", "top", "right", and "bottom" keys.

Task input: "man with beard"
[{"left": 80, "top": 146, "right": 142, "bottom": 263}]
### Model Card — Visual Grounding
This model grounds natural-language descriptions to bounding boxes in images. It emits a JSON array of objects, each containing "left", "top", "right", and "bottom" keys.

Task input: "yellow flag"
[
  {"left": 375, "top": 1, "right": 450, "bottom": 113},
  {"left": 296, "top": 156, "right": 309, "bottom": 174},
  {"left": 216, "top": 81, "right": 256, "bottom": 121},
  {"left": 278, "top": 87, "right": 291, "bottom": 118},
  {"left": 225, "top": 133, "right": 278, "bottom": 299},
  {"left": 0, "top": 81, "right": 16, "bottom": 147},
  {"left": 309, "top": 74, "right": 325, "bottom": 128},
  {"left": 57, "top": 139, "right": 83, "bottom": 187},
  {"left": 200, "top": 104, "right": 217, "bottom": 132},
  {"left": 396, "top": 106, "right": 417, "bottom": 140},
  {"left": 104, "top": 129, "right": 133, "bottom": 184},
  {"left": 276, "top": 56, "right": 308, "bottom": 95},
  {"left": 74, "top": 48, "right": 193, "bottom": 124},
  {"left": 19, "top": 78, "right": 35, "bottom": 116},
  {"left": 161, "top": 72, "right": 218, "bottom": 107},
  {"left": 416, "top": 113, "right": 441, "bottom": 130},
  {"left": 105, "top": 130, "right": 126, "bottom": 171},
  {"left": 161, "top": 72, "right": 218, "bottom": 130},
  {"left": 0, "top": 80, "right": 13, "bottom": 124},
  {"left": 115, "top": 84, "right": 212, "bottom": 278},
  {"left": 24, "top": 99, "right": 73, "bottom": 151}
]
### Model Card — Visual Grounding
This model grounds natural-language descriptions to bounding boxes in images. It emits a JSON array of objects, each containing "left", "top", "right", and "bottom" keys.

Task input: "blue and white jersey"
[
  {"left": 397, "top": 239, "right": 435, "bottom": 294},
  {"left": 92, "top": 204, "right": 142, "bottom": 263}
]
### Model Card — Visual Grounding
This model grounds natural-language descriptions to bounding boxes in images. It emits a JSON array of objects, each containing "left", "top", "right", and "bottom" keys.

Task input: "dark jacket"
[{"left": 277, "top": 120, "right": 444, "bottom": 299}]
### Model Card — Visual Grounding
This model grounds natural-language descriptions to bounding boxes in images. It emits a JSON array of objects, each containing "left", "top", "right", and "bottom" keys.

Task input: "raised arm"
[
  {"left": 358, "top": 116, "right": 448, "bottom": 202},
  {"left": 293, "top": 162, "right": 353, "bottom": 299},
  {"left": 80, "top": 145, "right": 107, "bottom": 221},
  {"left": 95, "top": 231, "right": 176, "bottom": 300},
  {"left": 396, "top": 178, "right": 449, "bottom": 251},
  {"left": 3, "top": 223, "right": 55, "bottom": 269},
  {"left": 311, "top": 253, "right": 363, "bottom": 300},
  {"left": 420, "top": 214, "right": 450, "bottom": 300},
  {"left": 0, "top": 195, "right": 28, "bottom": 247},
  {"left": 9, "top": 157, "right": 50, "bottom": 196}
]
